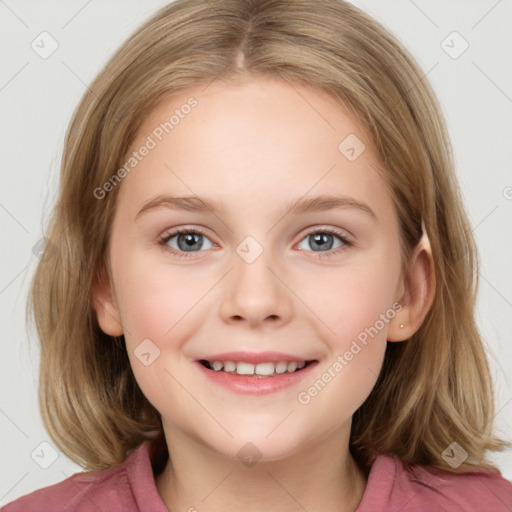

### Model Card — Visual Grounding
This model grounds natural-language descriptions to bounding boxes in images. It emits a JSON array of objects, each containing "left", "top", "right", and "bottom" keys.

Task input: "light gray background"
[{"left": 1, "top": 0, "right": 511, "bottom": 505}]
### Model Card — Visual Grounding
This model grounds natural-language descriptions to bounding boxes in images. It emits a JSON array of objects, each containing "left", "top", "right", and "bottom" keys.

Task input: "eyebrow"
[{"left": 135, "top": 194, "right": 377, "bottom": 222}]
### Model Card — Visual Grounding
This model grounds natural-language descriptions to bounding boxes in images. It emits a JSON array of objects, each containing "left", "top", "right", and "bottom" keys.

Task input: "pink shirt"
[{"left": 2, "top": 440, "right": 512, "bottom": 511}]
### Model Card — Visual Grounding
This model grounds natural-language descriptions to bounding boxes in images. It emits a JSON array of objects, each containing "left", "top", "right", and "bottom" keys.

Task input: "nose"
[{"left": 218, "top": 245, "right": 293, "bottom": 329}]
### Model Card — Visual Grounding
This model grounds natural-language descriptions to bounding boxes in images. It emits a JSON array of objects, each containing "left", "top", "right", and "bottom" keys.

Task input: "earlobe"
[
  {"left": 387, "top": 224, "right": 436, "bottom": 342},
  {"left": 90, "top": 264, "right": 124, "bottom": 337}
]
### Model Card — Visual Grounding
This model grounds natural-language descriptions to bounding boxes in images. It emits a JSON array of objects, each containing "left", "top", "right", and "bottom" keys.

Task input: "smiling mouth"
[{"left": 198, "top": 359, "right": 316, "bottom": 377}]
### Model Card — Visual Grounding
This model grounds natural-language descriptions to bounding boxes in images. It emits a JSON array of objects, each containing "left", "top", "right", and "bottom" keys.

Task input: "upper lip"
[{"left": 196, "top": 351, "right": 316, "bottom": 364}]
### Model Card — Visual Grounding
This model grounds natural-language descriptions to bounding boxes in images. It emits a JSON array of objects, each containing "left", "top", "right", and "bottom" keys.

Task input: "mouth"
[{"left": 198, "top": 359, "right": 317, "bottom": 378}]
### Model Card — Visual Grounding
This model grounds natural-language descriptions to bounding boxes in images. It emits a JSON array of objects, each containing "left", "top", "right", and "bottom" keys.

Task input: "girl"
[{"left": 4, "top": 0, "right": 512, "bottom": 510}]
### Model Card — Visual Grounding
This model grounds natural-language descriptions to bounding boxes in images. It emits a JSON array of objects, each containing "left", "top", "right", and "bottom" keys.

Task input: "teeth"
[
  {"left": 211, "top": 361, "right": 223, "bottom": 371},
  {"left": 255, "top": 362, "right": 275, "bottom": 375},
  {"left": 224, "top": 361, "right": 236, "bottom": 372},
  {"left": 275, "top": 362, "right": 288, "bottom": 374},
  {"left": 206, "top": 360, "right": 308, "bottom": 376},
  {"left": 236, "top": 362, "right": 254, "bottom": 375},
  {"left": 287, "top": 362, "right": 297, "bottom": 372}
]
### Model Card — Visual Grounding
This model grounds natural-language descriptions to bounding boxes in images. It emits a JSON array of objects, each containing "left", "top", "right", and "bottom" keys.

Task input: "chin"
[{"left": 204, "top": 427, "right": 307, "bottom": 464}]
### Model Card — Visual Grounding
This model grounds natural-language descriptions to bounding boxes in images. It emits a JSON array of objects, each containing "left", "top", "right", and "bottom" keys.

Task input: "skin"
[{"left": 92, "top": 74, "right": 435, "bottom": 512}]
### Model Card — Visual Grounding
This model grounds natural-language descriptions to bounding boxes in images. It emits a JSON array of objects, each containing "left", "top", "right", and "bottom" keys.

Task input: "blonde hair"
[{"left": 28, "top": 0, "right": 510, "bottom": 474}]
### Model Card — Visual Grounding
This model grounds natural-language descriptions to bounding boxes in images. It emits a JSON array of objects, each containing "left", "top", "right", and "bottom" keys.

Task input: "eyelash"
[{"left": 157, "top": 227, "right": 353, "bottom": 259}]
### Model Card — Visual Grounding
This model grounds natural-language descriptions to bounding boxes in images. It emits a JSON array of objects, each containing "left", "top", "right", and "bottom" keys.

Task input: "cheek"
[
  {"left": 112, "top": 254, "right": 206, "bottom": 414},
  {"left": 309, "top": 259, "right": 399, "bottom": 341},
  {"left": 296, "top": 272, "right": 394, "bottom": 419},
  {"left": 113, "top": 251, "right": 210, "bottom": 342},
  {"left": 299, "top": 251, "right": 400, "bottom": 388}
]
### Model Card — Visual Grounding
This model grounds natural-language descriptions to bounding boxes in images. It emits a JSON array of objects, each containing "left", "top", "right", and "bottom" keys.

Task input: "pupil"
[
  {"left": 178, "top": 233, "right": 201, "bottom": 251},
  {"left": 311, "top": 233, "right": 333, "bottom": 251},
  {"left": 177, "top": 233, "right": 333, "bottom": 252}
]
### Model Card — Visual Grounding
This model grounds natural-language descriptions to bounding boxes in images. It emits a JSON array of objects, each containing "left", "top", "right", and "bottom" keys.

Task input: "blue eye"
[
  {"left": 158, "top": 227, "right": 352, "bottom": 259},
  {"left": 158, "top": 228, "right": 214, "bottom": 258},
  {"left": 297, "top": 229, "right": 352, "bottom": 258}
]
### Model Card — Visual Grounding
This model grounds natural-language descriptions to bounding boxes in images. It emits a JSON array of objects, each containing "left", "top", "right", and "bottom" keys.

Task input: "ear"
[
  {"left": 387, "top": 222, "right": 436, "bottom": 342},
  {"left": 91, "top": 264, "right": 124, "bottom": 337}
]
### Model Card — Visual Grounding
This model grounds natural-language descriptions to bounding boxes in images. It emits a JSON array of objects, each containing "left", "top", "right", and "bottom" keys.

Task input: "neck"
[{"left": 155, "top": 424, "right": 368, "bottom": 512}]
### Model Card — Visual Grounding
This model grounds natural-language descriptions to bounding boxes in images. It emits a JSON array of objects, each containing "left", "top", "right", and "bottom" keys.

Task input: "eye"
[
  {"left": 158, "top": 228, "right": 214, "bottom": 258},
  {"left": 296, "top": 228, "right": 352, "bottom": 258},
  {"left": 158, "top": 226, "right": 352, "bottom": 259}
]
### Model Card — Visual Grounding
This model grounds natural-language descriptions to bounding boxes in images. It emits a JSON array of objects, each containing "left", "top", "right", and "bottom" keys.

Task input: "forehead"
[{"left": 115, "top": 75, "right": 389, "bottom": 217}]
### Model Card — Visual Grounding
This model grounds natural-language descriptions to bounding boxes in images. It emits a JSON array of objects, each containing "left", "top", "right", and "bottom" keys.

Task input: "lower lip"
[{"left": 195, "top": 360, "right": 319, "bottom": 395}]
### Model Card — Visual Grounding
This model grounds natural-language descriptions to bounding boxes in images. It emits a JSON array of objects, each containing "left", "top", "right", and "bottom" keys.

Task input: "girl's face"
[{"left": 96, "top": 74, "right": 406, "bottom": 462}]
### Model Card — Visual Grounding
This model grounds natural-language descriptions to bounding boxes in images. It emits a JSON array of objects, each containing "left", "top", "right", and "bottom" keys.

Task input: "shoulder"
[
  {"left": 357, "top": 454, "right": 512, "bottom": 512},
  {"left": 0, "top": 442, "right": 155, "bottom": 512}
]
